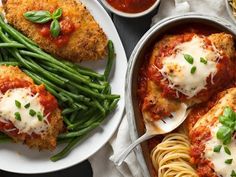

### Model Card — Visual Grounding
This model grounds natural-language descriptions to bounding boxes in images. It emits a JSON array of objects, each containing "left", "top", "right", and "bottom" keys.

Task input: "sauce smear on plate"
[{"left": 106, "top": 0, "right": 156, "bottom": 13}]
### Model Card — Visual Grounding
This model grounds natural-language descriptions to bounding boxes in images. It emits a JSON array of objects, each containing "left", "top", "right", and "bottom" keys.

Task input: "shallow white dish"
[
  {"left": 100, "top": 0, "right": 160, "bottom": 18},
  {"left": 0, "top": 0, "right": 127, "bottom": 174}
]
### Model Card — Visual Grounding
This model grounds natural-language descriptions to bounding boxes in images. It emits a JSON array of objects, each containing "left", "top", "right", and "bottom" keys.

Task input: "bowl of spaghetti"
[{"left": 126, "top": 13, "right": 236, "bottom": 177}]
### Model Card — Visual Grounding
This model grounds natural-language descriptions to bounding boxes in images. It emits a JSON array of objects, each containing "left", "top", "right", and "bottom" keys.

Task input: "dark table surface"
[{"left": 0, "top": 3, "right": 158, "bottom": 177}]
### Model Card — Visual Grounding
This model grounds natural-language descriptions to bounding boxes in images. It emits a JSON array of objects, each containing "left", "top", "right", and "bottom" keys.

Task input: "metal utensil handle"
[{"left": 113, "top": 132, "right": 154, "bottom": 166}]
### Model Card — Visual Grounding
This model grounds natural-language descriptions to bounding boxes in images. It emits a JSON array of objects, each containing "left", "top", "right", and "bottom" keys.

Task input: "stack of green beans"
[{"left": 0, "top": 15, "right": 119, "bottom": 161}]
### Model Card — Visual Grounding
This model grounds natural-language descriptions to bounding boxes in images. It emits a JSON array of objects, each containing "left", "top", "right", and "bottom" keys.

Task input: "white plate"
[{"left": 0, "top": 0, "right": 127, "bottom": 174}]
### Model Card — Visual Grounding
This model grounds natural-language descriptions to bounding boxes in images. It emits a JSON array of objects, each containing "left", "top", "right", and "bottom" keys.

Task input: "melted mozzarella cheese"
[
  {"left": 160, "top": 35, "right": 221, "bottom": 98},
  {"left": 0, "top": 88, "right": 48, "bottom": 135},
  {"left": 205, "top": 123, "right": 236, "bottom": 177}
]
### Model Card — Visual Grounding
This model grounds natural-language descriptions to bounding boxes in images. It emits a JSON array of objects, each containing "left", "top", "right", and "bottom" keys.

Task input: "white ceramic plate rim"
[{"left": 0, "top": 0, "right": 127, "bottom": 174}]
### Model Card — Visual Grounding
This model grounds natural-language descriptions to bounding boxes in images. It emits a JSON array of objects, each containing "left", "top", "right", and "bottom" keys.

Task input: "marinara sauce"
[
  {"left": 0, "top": 78, "right": 58, "bottom": 137},
  {"left": 39, "top": 17, "right": 75, "bottom": 47},
  {"left": 106, "top": 0, "right": 156, "bottom": 13}
]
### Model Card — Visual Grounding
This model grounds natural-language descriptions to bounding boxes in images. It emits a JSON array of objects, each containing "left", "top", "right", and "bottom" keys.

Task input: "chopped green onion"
[
  {"left": 29, "top": 109, "right": 36, "bottom": 117},
  {"left": 213, "top": 145, "right": 222, "bottom": 153},
  {"left": 15, "top": 100, "right": 21, "bottom": 108},
  {"left": 200, "top": 57, "right": 207, "bottom": 64},
  {"left": 37, "top": 112, "right": 43, "bottom": 121},
  {"left": 225, "top": 159, "right": 233, "bottom": 164},
  {"left": 217, "top": 125, "right": 232, "bottom": 145},
  {"left": 231, "top": 170, "right": 236, "bottom": 177},
  {"left": 191, "top": 66, "right": 197, "bottom": 74},
  {"left": 14, "top": 112, "right": 21, "bottom": 121},
  {"left": 24, "top": 103, "right": 30, "bottom": 109},
  {"left": 223, "top": 107, "right": 236, "bottom": 121},
  {"left": 184, "top": 54, "right": 194, "bottom": 64},
  {"left": 224, "top": 146, "right": 231, "bottom": 155}
]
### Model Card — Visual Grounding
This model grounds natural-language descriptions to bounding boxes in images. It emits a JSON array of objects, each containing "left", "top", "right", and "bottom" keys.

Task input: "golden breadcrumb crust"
[
  {"left": 0, "top": 65, "right": 63, "bottom": 150},
  {"left": 3, "top": 0, "right": 108, "bottom": 62}
]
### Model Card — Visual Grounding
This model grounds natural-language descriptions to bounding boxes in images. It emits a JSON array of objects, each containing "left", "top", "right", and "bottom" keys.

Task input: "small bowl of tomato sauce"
[{"left": 100, "top": 0, "right": 160, "bottom": 18}]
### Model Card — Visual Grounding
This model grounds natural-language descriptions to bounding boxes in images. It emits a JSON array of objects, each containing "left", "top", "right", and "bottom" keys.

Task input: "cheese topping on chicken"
[
  {"left": 204, "top": 123, "right": 236, "bottom": 177},
  {"left": 160, "top": 35, "right": 221, "bottom": 98},
  {"left": 0, "top": 88, "right": 48, "bottom": 135}
]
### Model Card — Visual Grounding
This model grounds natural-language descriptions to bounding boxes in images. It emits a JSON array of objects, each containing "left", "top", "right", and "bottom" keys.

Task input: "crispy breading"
[
  {"left": 3, "top": 0, "right": 108, "bottom": 62},
  {"left": 0, "top": 65, "right": 63, "bottom": 150}
]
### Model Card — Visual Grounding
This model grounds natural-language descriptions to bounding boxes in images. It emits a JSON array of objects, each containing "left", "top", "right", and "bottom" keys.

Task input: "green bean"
[
  {"left": 51, "top": 123, "right": 100, "bottom": 161},
  {"left": 37, "top": 60, "right": 105, "bottom": 90},
  {"left": 0, "top": 43, "right": 25, "bottom": 48},
  {"left": 93, "top": 100, "right": 106, "bottom": 115},
  {"left": 0, "top": 16, "right": 37, "bottom": 46},
  {"left": 72, "top": 114, "right": 103, "bottom": 131},
  {"left": 62, "top": 108, "right": 78, "bottom": 115},
  {"left": 57, "top": 138, "right": 73, "bottom": 145},
  {"left": 18, "top": 54, "right": 66, "bottom": 86},
  {"left": 63, "top": 116, "right": 72, "bottom": 126},
  {"left": 24, "top": 70, "right": 90, "bottom": 105},
  {"left": 19, "top": 50, "right": 81, "bottom": 75},
  {"left": 104, "top": 40, "right": 115, "bottom": 80},
  {"left": 58, "top": 123, "right": 99, "bottom": 139},
  {"left": 20, "top": 50, "right": 104, "bottom": 80},
  {"left": 69, "top": 81, "right": 120, "bottom": 100},
  {"left": 69, "top": 111, "right": 78, "bottom": 122},
  {"left": 109, "top": 98, "right": 120, "bottom": 112},
  {"left": 68, "top": 110, "right": 101, "bottom": 130},
  {"left": 0, "top": 48, "right": 9, "bottom": 61},
  {"left": 0, "top": 61, "right": 20, "bottom": 66},
  {"left": 51, "top": 136, "right": 84, "bottom": 162}
]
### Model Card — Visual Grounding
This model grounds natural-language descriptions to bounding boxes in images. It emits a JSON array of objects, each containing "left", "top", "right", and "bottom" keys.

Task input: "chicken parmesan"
[
  {"left": 138, "top": 32, "right": 235, "bottom": 122},
  {"left": 0, "top": 65, "right": 63, "bottom": 150},
  {"left": 3, "top": 0, "right": 108, "bottom": 62},
  {"left": 188, "top": 88, "right": 236, "bottom": 177}
]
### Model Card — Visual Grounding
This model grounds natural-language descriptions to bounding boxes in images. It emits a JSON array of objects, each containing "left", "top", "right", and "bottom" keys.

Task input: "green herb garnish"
[
  {"left": 37, "top": 112, "right": 43, "bottom": 121},
  {"left": 213, "top": 145, "right": 222, "bottom": 152},
  {"left": 29, "top": 109, "right": 36, "bottom": 117},
  {"left": 216, "top": 107, "right": 236, "bottom": 145},
  {"left": 191, "top": 66, "right": 197, "bottom": 74},
  {"left": 224, "top": 146, "right": 231, "bottom": 155},
  {"left": 184, "top": 54, "right": 194, "bottom": 64},
  {"left": 225, "top": 159, "right": 233, "bottom": 164},
  {"left": 24, "top": 103, "right": 30, "bottom": 109},
  {"left": 200, "top": 57, "right": 208, "bottom": 64},
  {"left": 23, "top": 11, "right": 52, "bottom": 23},
  {"left": 231, "top": 170, "right": 236, "bottom": 177},
  {"left": 217, "top": 125, "right": 232, "bottom": 145},
  {"left": 24, "top": 8, "right": 62, "bottom": 37},
  {"left": 14, "top": 112, "right": 21, "bottom": 121},
  {"left": 15, "top": 100, "right": 21, "bottom": 109},
  {"left": 50, "top": 19, "right": 61, "bottom": 37}
]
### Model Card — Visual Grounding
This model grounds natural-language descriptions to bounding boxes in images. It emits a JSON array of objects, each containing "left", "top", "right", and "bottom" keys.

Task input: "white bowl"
[
  {"left": 225, "top": 0, "right": 236, "bottom": 24},
  {"left": 100, "top": 0, "right": 160, "bottom": 18}
]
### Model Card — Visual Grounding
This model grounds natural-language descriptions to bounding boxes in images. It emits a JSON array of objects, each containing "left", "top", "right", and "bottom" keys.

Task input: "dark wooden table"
[{"left": 0, "top": 4, "right": 158, "bottom": 177}]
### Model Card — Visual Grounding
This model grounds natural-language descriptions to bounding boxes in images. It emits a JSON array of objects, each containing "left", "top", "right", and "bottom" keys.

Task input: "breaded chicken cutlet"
[
  {"left": 0, "top": 65, "right": 63, "bottom": 150},
  {"left": 3, "top": 0, "right": 108, "bottom": 62},
  {"left": 140, "top": 32, "right": 235, "bottom": 122}
]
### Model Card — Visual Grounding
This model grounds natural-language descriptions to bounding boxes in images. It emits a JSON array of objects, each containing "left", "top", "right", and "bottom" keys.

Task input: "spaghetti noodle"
[{"left": 151, "top": 133, "right": 198, "bottom": 177}]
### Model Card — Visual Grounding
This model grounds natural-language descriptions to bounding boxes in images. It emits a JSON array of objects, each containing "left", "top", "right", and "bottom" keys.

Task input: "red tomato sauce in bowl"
[{"left": 106, "top": 0, "right": 156, "bottom": 13}]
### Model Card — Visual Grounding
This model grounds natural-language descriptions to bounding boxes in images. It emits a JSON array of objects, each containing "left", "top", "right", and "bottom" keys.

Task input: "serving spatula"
[{"left": 112, "top": 103, "right": 189, "bottom": 166}]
